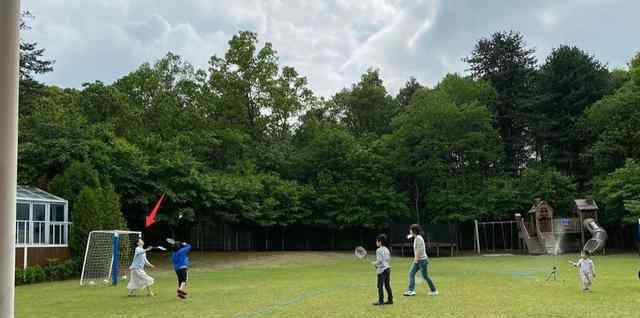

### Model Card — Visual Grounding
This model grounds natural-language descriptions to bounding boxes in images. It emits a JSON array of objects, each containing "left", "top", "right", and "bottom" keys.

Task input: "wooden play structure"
[{"left": 515, "top": 199, "right": 605, "bottom": 255}]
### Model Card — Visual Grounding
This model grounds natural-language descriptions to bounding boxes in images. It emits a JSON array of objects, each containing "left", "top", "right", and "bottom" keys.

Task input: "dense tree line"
[{"left": 17, "top": 18, "right": 640, "bottom": 253}]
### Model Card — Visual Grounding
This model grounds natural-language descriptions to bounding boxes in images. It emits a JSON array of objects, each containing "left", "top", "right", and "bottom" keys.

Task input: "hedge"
[{"left": 15, "top": 258, "right": 81, "bottom": 286}]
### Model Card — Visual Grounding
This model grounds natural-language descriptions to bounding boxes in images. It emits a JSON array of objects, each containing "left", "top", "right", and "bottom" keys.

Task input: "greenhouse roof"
[{"left": 16, "top": 186, "right": 67, "bottom": 203}]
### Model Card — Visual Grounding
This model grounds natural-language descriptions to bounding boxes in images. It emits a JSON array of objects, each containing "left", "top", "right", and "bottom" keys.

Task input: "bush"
[
  {"left": 20, "top": 266, "right": 47, "bottom": 284},
  {"left": 14, "top": 268, "right": 24, "bottom": 286},
  {"left": 15, "top": 259, "right": 81, "bottom": 286}
]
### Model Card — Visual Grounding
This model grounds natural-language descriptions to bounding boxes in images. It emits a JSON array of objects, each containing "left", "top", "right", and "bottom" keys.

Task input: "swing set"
[{"left": 473, "top": 220, "right": 519, "bottom": 254}]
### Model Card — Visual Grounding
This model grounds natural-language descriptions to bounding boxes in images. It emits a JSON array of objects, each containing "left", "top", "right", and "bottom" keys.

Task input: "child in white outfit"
[{"left": 570, "top": 251, "right": 595, "bottom": 292}]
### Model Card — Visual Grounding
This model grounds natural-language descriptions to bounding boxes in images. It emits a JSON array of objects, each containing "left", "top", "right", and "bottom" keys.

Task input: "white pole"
[
  {"left": 79, "top": 232, "right": 93, "bottom": 286},
  {"left": 474, "top": 220, "right": 481, "bottom": 254},
  {"left": 0, "top": 0, "right": 20, "bottom": 317}
]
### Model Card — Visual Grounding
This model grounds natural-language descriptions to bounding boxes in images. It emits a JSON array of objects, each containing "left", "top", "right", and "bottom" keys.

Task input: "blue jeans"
[{"left": 408, "top": 259, "right": 437, "bottom": 292}]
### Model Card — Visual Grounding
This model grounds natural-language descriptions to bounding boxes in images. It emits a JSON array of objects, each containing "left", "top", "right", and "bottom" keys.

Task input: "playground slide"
[
  {"left": 583, "top": 218, "right": 607, "bottom": 254},
  {"left": 514, "top": 214, "right": 545, "bottom": 255}
]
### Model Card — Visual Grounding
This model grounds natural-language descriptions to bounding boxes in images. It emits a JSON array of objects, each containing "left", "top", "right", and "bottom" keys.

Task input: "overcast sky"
[{"left": 22, "top": 0, "right": 640, "bottom": 97}]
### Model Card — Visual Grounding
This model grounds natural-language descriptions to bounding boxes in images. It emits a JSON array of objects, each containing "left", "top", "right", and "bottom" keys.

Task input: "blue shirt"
[{"left": 171, "top": 243, "right": 192, "bottom": 270}]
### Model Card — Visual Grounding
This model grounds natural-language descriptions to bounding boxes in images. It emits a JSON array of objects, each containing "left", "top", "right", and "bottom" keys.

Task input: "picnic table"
[{"left": 391, "top": 241, "right": 458, "bottom": 257}]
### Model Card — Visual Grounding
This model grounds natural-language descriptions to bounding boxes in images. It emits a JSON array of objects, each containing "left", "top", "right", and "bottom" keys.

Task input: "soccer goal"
[{"left": 80, "top": 230, "right": 141, "bottom": 286}]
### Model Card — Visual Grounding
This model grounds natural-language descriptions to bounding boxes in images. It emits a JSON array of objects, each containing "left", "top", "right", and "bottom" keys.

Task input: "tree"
[
  {"left": 609, "top": 69, "right": 631, "bottom": 93},
  {"left": 436, "top": 74, "right": 496, "bottom": 108},
  {"left": 18, "top": 11, "right": 54, "bottom": 117},
  {"left": 292, "top": 120, "right": 408, "bottom": 228},
  {"left": 579, "top": 54, "right": 640, "bottom": 177},
  {"left": 78, "top": 81, "right": 131, "bottom": 126},
  {"left": 396, "top": 77, "right": 423, "bottom": 108},
  {"left": 530, "top": 46, "right": 610, "bottom": 179},
  {"left": 69, "top": 185, "right": 128, "bottom": 257},
  {"left": 18, "top": 86, "right": 92, "bottom": 184},
  {"left": 207, "top": 31, "right": 313, "bottom": 141},
  {"left": 632, "top": 52, "right": 640, "bottom": 87},
  {"left": 476, "top": 176, "right": 524, "bottom": 219},
  {"left": 19, "top": 11, "right": 54, "bottom": 80},
  {"left": 114, "top": 53, "right": 209, "bottom": 141},
  {"left": 595, "top": 159, "right": 640, "bottom": 224},
  {"left": 515, "top": 166, "right": 577, "bottom": 214},
  {"left": 331, "top": 69, "right": 397, "bottom": 137},
  {"left": 388, "top": 88, "right": 502, "bottom": 222},
  {"left": 48, "top": 161, "right": 101, "bottom": 208},
  {"left": 464, "top": 31, "right": 537, "bottom": 175}
]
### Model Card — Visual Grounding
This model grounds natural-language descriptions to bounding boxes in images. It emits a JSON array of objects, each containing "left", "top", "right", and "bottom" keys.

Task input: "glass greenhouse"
[{"left": 16, "top": 186, "right": 70, "bottom": 247}]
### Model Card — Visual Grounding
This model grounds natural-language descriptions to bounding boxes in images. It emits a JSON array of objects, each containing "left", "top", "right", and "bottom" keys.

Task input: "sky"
[{"left": 22, "top": 0, "right": 640, "bottom": 97}]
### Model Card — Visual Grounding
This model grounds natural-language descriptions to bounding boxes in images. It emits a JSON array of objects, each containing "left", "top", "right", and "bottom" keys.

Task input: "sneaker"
[
  {"left": 385, "top": 300, "right": 394, "bottom": 305},
  {"left": 429, "top": 290, "right": 439, "bottom": 296},
  {"left": 403, "top": 290, "right": 416, "bottom": 296},
  {"left": 372, "top": 301, "right": 384, "bottom": 306}
]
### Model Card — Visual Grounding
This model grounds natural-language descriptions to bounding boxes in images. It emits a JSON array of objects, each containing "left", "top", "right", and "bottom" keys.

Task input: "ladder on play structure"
[
  {"left": 539, "top": 232, "right": 557, "bottom": 254},
  {"left": 515, "top": 214, "right": 546, "bottom": 255}
]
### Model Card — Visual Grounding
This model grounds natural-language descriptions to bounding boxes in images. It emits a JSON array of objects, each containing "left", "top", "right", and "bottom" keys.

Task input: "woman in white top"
[
  {"left": 404, "top": 224, "right": 438, "bottom": 296},
  {"left": 127, "top": 239, "right": 155, "bottom": 296}
]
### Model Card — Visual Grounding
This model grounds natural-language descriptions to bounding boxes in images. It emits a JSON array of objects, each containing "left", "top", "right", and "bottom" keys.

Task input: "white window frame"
[{"left": 15, "top": 199, "right": 70, "bottom": 248}]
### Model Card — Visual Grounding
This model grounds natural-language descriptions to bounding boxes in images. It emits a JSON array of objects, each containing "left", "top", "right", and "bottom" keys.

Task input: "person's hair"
[
  {"left": 376, "top": 234, "right": 388, "bottom": 246},
  {"left": 583, "top": 250, "right": 590, "bottom": 257},
  {"left": 172, "top": 241, "right": 182, "bottom": 251},
  {"left": 409, "top": 224, "right": 423, "bottom": 236}
]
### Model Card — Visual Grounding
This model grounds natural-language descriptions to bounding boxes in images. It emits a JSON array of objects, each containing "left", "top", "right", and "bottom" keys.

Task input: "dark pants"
[
  {"left": 176, "top": 268, "right": 188, "bottom": 287},
  {"left": 377, "top": 268, "right": 393, "bottom": 303}
]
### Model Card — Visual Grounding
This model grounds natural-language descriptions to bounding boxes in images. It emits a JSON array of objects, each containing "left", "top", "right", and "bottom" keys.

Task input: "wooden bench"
[{"left": 391, "top": 241, "right": 458, "bottom": 257}]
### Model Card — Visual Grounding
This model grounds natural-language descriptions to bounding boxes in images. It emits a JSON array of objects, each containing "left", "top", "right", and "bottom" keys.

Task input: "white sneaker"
[
  {"left": 403, "top": 290, "right": 416, "bottom": 296},
  {"left": 429, "top": 291, "right": 439, "bottom": 296}
]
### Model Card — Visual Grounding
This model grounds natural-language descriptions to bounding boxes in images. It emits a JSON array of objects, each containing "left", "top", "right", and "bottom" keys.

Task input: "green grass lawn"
[{"left": 15, "top": 251, "right": 640, "bottom": 317}]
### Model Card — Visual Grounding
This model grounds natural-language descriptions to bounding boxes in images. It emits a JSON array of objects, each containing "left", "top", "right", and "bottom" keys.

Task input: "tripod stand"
[{"left": 545, "top": 266, "right": 558, "bottom": 281}]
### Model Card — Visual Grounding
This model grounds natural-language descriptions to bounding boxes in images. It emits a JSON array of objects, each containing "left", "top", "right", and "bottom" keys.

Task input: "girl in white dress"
[
  {"left": 127, "top": 239, "right": 155, "bottom": 296},
  {"left": 570, "top": 251, "right": 596, "bottom": 292}
]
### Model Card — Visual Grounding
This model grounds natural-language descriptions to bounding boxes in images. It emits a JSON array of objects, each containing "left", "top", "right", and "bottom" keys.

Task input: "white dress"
[
  {"left": 576, "top": 258, "right": 594, "bottom": 290},
  {"left": 128, "top": 247, "right": 154, "bottom": 290}
]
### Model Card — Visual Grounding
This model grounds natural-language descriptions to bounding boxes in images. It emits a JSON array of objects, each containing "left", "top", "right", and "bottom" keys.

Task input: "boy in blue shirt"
[{"left": 171, "top": 241, "right": 192, "bottom": 299}]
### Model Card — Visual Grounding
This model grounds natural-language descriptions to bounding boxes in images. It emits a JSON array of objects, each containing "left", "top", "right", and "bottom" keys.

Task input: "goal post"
[{"left": 80, "top": 230, "right": 141, "bottom": 286}]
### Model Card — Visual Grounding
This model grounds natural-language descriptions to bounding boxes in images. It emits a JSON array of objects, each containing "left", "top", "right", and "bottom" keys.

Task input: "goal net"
[{"left": 80, "top": 230, "right": 141, "bottom": 286}]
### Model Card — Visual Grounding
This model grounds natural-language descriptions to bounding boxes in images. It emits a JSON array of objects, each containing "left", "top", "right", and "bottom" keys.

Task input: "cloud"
[{"left": 22, "top": 0, "right": 640, "bottom": 97}]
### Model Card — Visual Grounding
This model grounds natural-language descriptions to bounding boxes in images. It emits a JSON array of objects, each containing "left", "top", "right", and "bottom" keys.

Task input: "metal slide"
[{"left": 582, "top": 218, "right": 607, "bottom": 254}]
